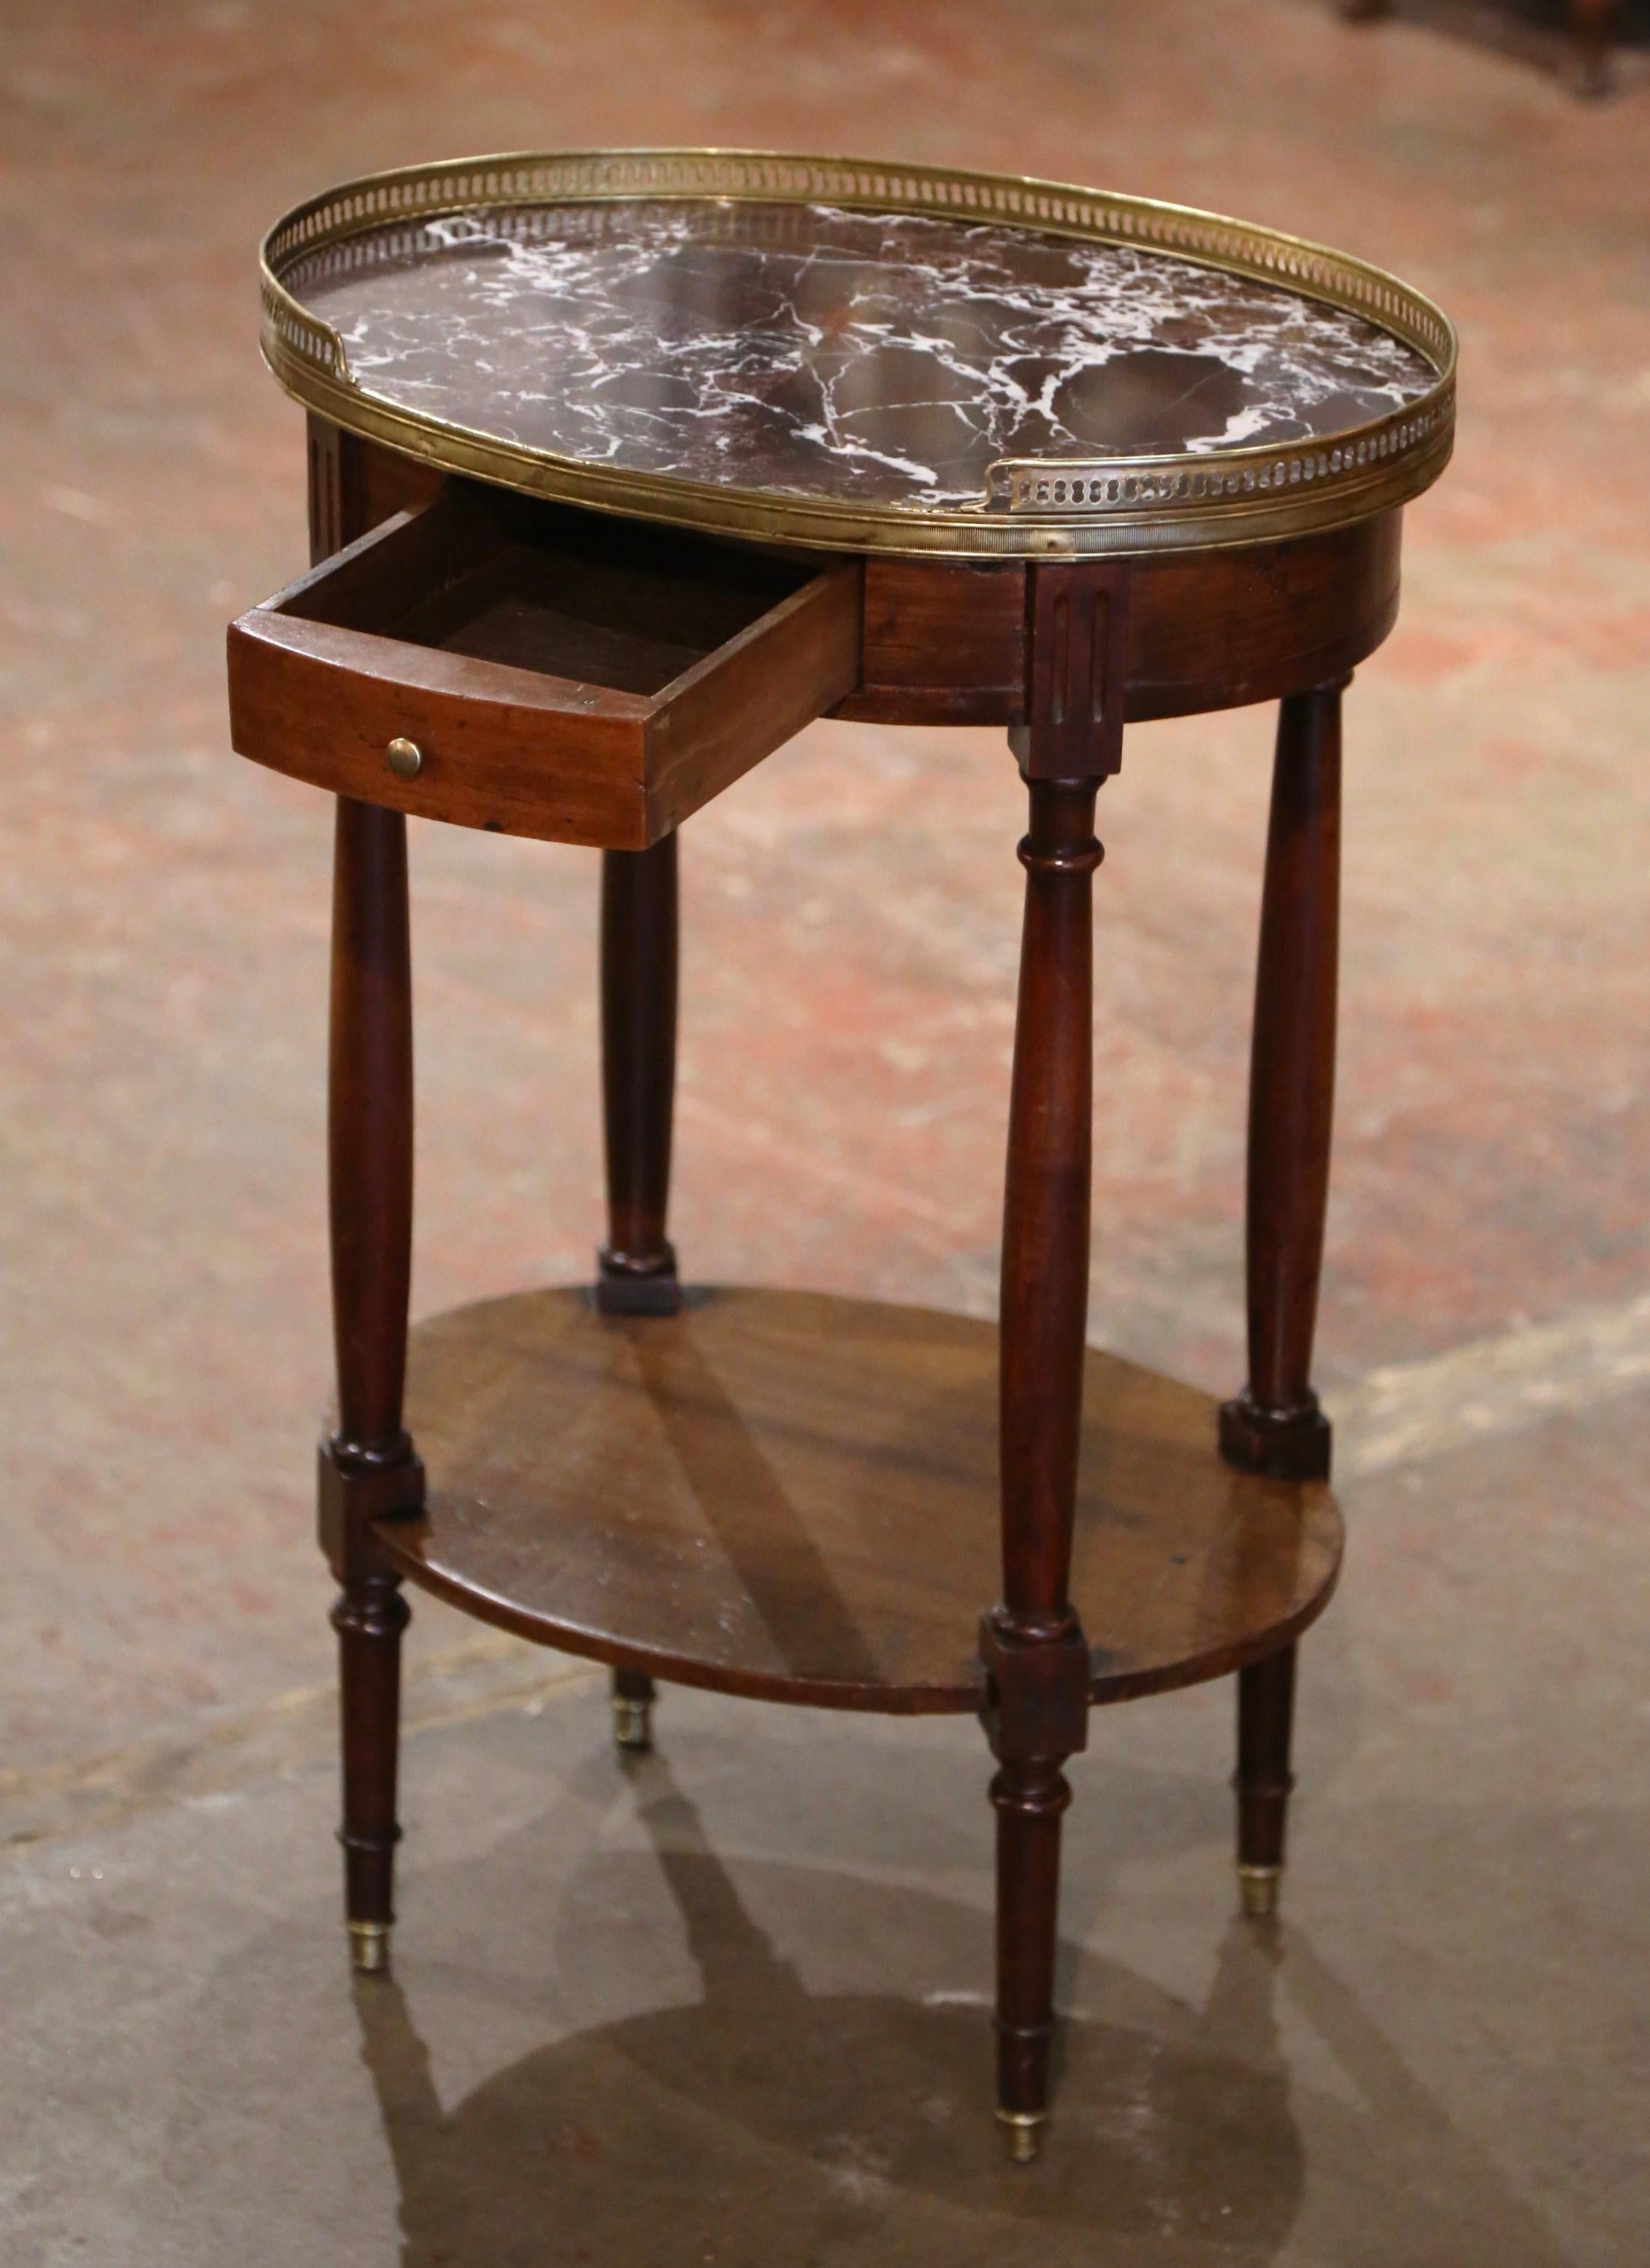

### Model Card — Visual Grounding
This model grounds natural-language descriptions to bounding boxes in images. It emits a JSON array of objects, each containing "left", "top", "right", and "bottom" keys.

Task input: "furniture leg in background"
[
  {"left": 1571, "top": 0, "right": 1622, "bottom": 94},
  {"left": 1221, "top": 683, "right": 1343, "bottom": 1916},
  {"left": 1337, "top": 0, "right": 1622, "bottom": 94}
]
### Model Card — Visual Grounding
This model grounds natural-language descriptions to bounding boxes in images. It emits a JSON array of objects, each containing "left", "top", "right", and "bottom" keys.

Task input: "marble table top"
[{"left": 289, "top": 199, "right": 1436, "bottom": 515}]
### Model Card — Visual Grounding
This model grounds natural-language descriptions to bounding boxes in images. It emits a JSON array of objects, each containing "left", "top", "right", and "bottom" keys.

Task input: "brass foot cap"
[
  {"left": 348, "top": 1921, "right": 391, "bottom": 1975},
  {"left": 1238, "top": 1864, "right": 1282, "bottom": 1918},
  {"left": 612, "top": 1696, "right": 653, "bottom": 1754},
  {"left": 996, "top": 2110, "right": 1046, "bottom": 2165}
]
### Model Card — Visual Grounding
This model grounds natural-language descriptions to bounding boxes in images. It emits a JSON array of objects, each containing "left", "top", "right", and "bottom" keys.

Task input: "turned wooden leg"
[
  {"left": 331, "top": 1569, "right": 411, "bottom": 1971},
  {"left": 321, "top": 794, "right": 423, "bottom": 1975},
  {"left": 1236, "top": 1648, "right": 1297, "bottom": 1915},
  {"left": 985, "top": 772, "right": 1104, "bottom": 2161},
  {"left": 1221, "top": 682, "right": 1343, "bottom": 1915},
  {"left": 596, "top": 834, "right": 682, "bottom": 1318},
  {"left": 597, "top": 832, "right": 680, "bottom": 1746},
  {"left": 991, "top": 1749, "right": 1075, "bottom": 2161},
  {"left": 308, "top": 419, "right": 422, "bottom": 1976}
]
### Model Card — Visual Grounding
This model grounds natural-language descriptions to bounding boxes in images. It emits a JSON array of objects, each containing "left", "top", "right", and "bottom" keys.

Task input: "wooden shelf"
[{"left": 377, "top": 1288, "right": 1342, "bottom": 1715}]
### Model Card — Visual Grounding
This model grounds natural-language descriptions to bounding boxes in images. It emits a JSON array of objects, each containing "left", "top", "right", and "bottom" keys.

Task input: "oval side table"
[{"left": 226, "top": 152, "right": 1456, "bottom": 2161}]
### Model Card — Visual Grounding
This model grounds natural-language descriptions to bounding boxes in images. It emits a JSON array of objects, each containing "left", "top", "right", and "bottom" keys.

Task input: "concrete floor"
[{"left": 1, "top": 0, "right": 1647, "bottom": 2259}]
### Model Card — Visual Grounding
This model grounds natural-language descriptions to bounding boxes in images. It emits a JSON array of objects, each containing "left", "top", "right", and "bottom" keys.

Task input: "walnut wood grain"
[
  {"left": 317, "top": 429, "right": 1402, "bottom": 736},
  {"left": 989, "top": 761, "right": 1108, "bottom": 2131},
  {"left": 228, "top": 485, "right": 862, "bottom": 850},
  {"left": 996, "top": 775, "right": 1105, "bottom": 1633},
  {"left": 1235, "top": 1644, "right": 1297, "bottom": 1885},
  {"left": 369, "top": 1288, "right": 1343, "bottom": 1712},
  {"left": 1009, "top": 566, "right": 1131, "bottom": 778},
  {"left": 832, "top": 515, "right": 1400, "bottom": 727},
  {"left": 257, "top": 413, "right": 1389, "bottom": 2131},
  {"left": 1219, "top": 680, "right": 1343, "bottom": 1915},
  {"left": 326, "top": 796, "right": 416, "bottom": 1469},
  {"left": 1221, "top": 684, "right": 1343, "bottom": 1482},
  {"left": 312, "top": 420, "right": 421, "bottom": 1956},
  {"left": 837, "top": 556, "right": 1027, "bottom": 724},
  {"left": 597, "top": 834, "right": 682, "bottom": 1314}
]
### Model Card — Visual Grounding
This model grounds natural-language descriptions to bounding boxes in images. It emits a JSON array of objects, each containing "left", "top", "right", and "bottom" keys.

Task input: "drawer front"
[{"left": 229, "top": 612, "right": 653, "bottom": 847}]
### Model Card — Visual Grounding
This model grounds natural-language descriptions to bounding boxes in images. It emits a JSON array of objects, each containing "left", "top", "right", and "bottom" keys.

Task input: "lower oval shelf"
[{"left": 376, "top": 1286, "right": 1343, "bottom": 1715}]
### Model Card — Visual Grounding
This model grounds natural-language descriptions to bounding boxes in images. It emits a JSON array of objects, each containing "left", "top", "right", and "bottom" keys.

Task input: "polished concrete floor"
[{"left": 1, "top": 0, "right": 1647, "bottom": 2260}]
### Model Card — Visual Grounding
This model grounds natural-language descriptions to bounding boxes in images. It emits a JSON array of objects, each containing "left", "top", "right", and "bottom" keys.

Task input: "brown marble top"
[{"left": 288, "top": 199, "right": 1436, "bottom": 513}]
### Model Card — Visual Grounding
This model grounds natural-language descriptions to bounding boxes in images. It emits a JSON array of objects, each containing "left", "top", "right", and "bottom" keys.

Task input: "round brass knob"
[{"left": 385, "top": 737, "right": 423, "bottom": 780}]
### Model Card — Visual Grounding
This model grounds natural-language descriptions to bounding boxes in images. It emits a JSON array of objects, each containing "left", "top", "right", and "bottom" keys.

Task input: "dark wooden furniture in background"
[
  {"left": 1339, "top": 0, "right": 1626, "bottom": 96},
  {"left": 229, "top": 153, "right": 1455, "bottom": 2164}
]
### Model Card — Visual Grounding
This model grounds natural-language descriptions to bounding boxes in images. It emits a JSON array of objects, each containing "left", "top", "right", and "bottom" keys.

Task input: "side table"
[{"left": 227, "top": 152, "right": 1456, "bottom": 2159}]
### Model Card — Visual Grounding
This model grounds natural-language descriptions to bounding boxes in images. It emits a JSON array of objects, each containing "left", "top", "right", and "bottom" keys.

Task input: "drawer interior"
[{"left": 280, "top": 485, "right": 821, "bottom": 697}]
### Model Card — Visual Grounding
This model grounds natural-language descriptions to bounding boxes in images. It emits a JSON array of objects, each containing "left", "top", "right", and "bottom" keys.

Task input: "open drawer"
[{"left": 226, "top": 485, "right": 863, "bottom": 849}]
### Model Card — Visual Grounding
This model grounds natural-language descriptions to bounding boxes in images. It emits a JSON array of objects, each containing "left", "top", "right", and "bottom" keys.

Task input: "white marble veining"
[{"left": 292, "top": 200, "right": 1435, "bottom": 510}]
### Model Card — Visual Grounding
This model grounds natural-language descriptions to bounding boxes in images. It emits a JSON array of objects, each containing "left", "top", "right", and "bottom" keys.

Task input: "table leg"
[
  {"left": 1235, "top": 1647, "right": 1297, "bottom": 1916},
  {"left": 1221, "top": 682, "right": 1343, "bottom": 1915},
  {"left": 597, "top": 832, "right": 681, "bottom": 1752},
  {"left": 1572, "top": 0, "right": 1619, "bottom": 95},
  {"left": 597, "top": 835, "right": 681, "bottom": 1316},
  {"left": 986, "top": 774, "right": 1103, "bottom": 2161},
  {"left": 610, "top": 1665, "right": 657, "bottom": 1754},
  {"left": 306, "top": 418, "right": 423, "bottom": 1977},
  {"left": 321, "top": 795, "right": 421, "bottom": 1975}
]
